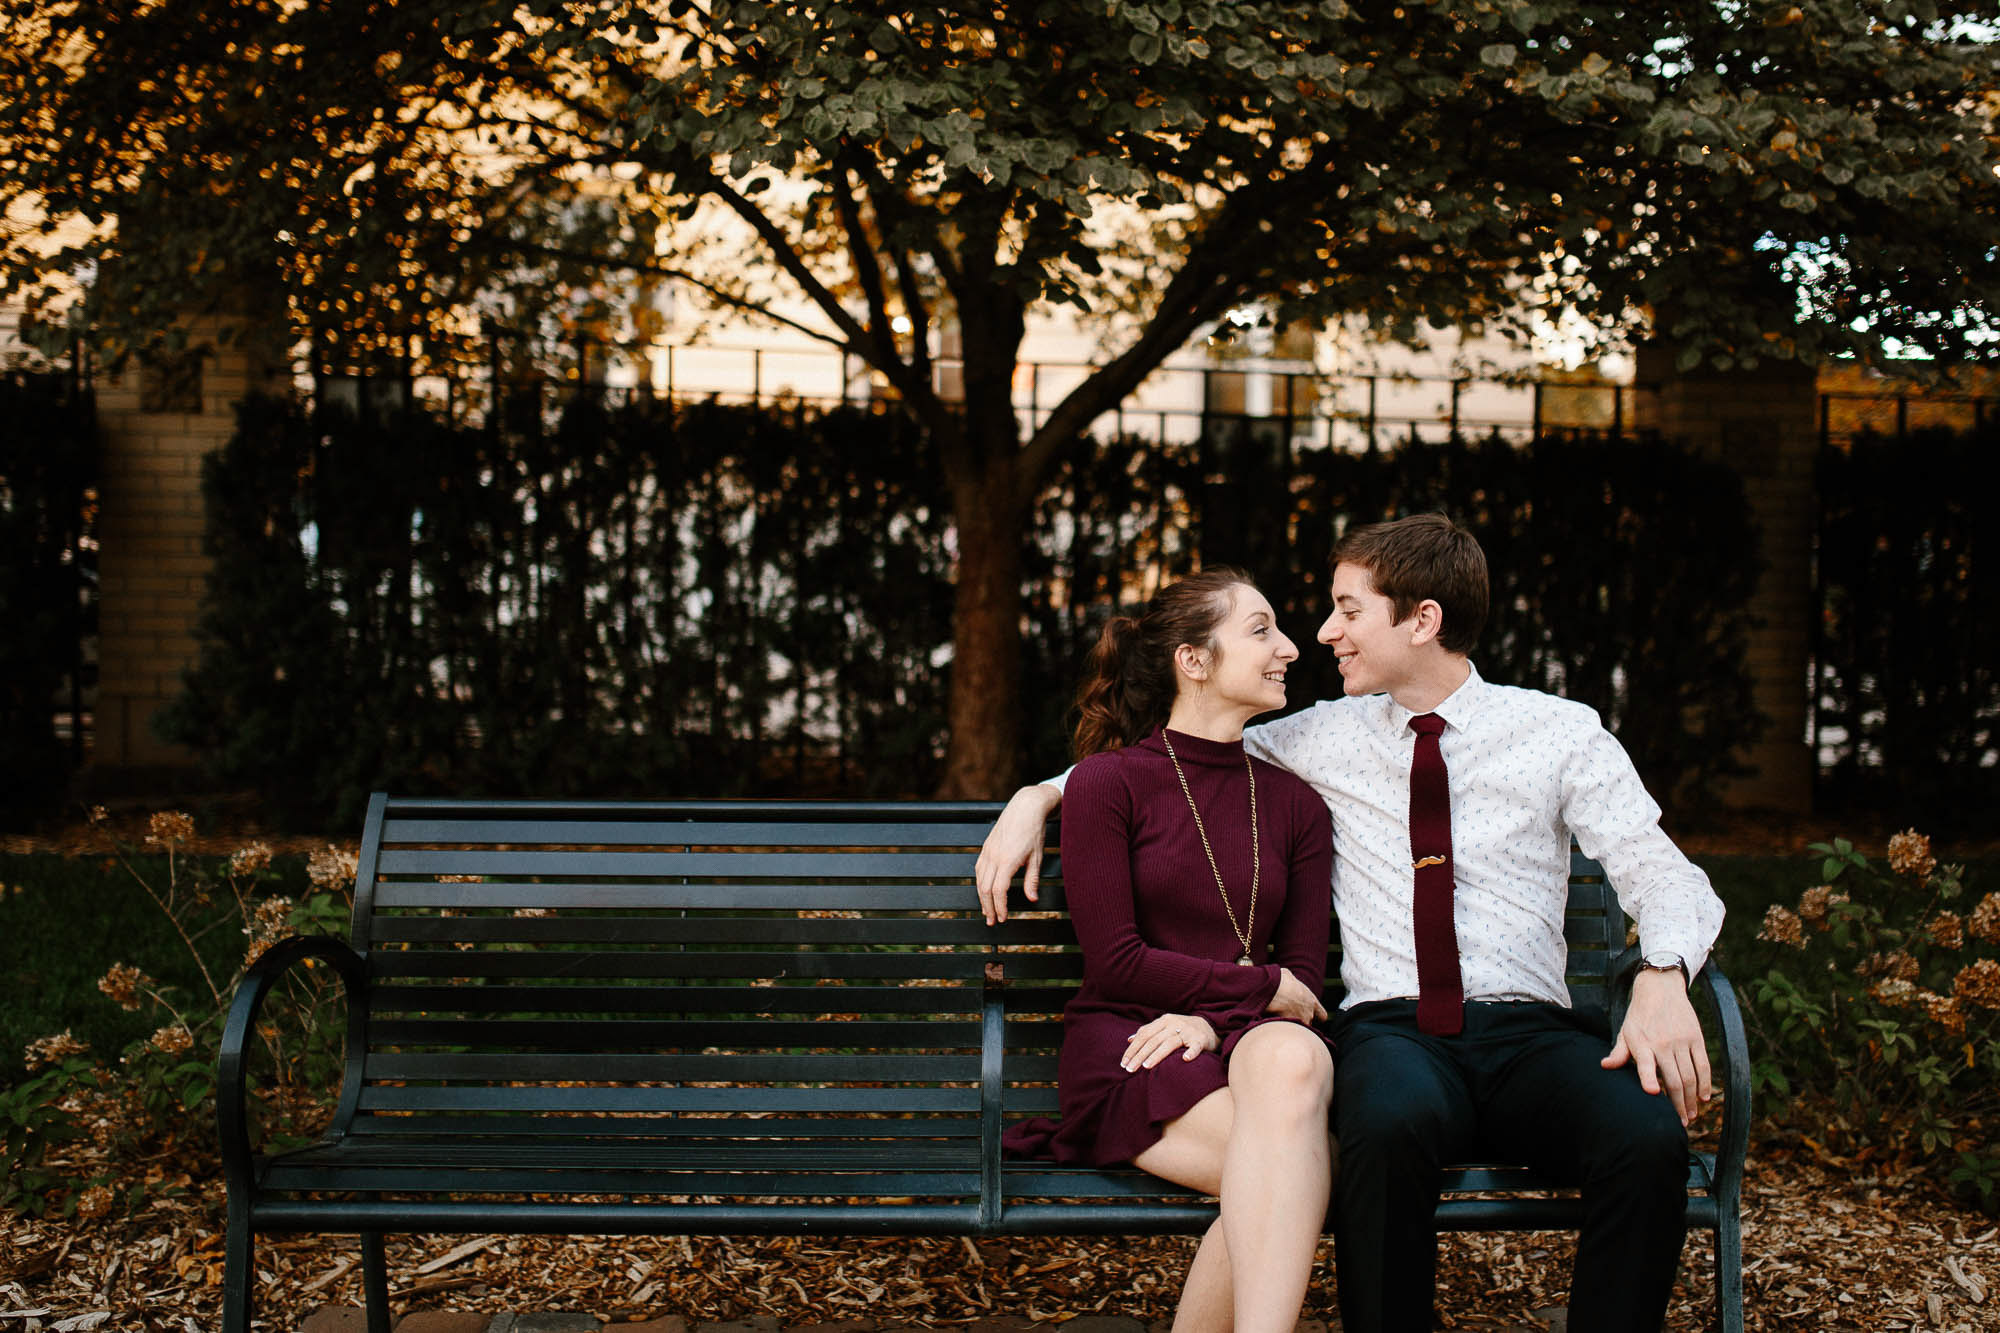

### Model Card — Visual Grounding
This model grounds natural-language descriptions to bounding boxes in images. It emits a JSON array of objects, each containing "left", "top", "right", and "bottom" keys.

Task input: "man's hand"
[
  {"left": 974, "top": 784, "right": 1063, "bottom": 924},
  {"left": 1266, "top": 967, "right": 1329, "bottom": 1025},
  {"left": 1603, "top": 967, "right": 1713, "bottom": 1126}
]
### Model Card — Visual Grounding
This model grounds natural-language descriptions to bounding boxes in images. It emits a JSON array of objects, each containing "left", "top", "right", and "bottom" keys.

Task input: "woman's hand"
[
  {"left": 1266, "top": 967, "right": 1329, "bottom": 1025},
  {"left": 1122, "top": 1014, "right": 1219, "bottom": 1071}
]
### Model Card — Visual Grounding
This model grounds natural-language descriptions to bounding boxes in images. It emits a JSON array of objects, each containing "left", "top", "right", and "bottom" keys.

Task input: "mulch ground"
[{"left": 2, "top": 1144, "right": 1994, "bottom": 1332}]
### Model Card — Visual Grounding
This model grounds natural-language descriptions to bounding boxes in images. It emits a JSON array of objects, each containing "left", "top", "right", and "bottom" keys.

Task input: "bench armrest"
[
  {"left": 1691, "top": 959, "right": 1751, "bottom": 1205},
  {"left": 216, "top": 934, "right": 368, "bottom": 1198},
  {"left": 1609, "top": 947, "right": 1750, "bottom": 1202}
]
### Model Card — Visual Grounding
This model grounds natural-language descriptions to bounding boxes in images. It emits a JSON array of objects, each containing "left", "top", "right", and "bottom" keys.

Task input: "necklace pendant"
[{"left": 1236, "top": 953, "right": 1253, "bottom": 966}]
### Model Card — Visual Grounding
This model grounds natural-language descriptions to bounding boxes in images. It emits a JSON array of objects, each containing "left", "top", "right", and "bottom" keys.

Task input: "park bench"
[{"left": 220, "top": 794, "right": 1747, "bottom": 1333}]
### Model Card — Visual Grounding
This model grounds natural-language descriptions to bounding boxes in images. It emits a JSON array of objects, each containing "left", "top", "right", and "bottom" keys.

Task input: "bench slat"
[
  {"left": 368, "top": 1018, "right": 984, "bottom": 1048},
  {"left": 354, "top": 1085, "right": 982, "bottom": 1113},
  {"left": 365, "top": 951, "right": 1001, "bottom": 980},
  {"left": 367, "top": 982, "right": 982, "bottom": 1016},
  {"left": 370, "top": 881, "right": 983, "bottom": 911},
  {"left": 342, "top": 1116, "right": 984, "bottom": 1140},
  {"left": 375, "top": 849, "right": 987, "bottom": 878},
  {"left": 368, "top": 915, "right": 1075, "bottom": 947},
  {"left": 382, "top": 818, "right": 1011, "bottom": 847},
  {"left": 261, "top": 1164, "right": 986, "bottom": 1198},
  {"left": 365, "top": 1051, "right": 982, "bottom": 1082}
]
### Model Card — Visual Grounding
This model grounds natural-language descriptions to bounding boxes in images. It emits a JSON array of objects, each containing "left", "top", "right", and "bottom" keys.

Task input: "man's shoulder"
[{"left": 1472, "top": 679, "right": 1604, "bottom": 731}]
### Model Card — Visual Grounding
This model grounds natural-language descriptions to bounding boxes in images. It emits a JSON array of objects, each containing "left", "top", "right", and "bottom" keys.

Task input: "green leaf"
[
  {"left": 1129, "top": 32, "right": 1162, "bottom": 64},
  {"left": 1480, "top": 44, "right": 1517, "bottom": 69}
]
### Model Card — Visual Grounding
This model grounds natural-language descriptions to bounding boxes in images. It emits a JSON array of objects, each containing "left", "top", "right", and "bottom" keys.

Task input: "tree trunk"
[{"left": 935, "top": 467, "right": 1030, "bottom": 798}]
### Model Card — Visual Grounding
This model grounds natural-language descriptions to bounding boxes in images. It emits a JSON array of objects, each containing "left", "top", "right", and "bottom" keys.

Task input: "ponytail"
[{"left": 1069, "top": 567, "right": 1256, "bottom": 760}]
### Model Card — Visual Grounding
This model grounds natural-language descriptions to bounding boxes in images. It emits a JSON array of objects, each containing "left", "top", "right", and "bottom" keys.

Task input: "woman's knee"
[{"left": 1231, "top": 1024, "right": 1335, "bottom": 1112}]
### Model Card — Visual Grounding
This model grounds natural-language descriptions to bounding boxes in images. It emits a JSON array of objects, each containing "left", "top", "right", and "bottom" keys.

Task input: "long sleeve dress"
[{"left": 1003, "top": 726, "right": 1335, "bottom": 1167}]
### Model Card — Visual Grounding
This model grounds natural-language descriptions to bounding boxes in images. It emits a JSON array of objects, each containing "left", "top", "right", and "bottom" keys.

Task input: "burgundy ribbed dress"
[{"left": 1003, "top": 726, "right": 1335, "bottom": 1167}]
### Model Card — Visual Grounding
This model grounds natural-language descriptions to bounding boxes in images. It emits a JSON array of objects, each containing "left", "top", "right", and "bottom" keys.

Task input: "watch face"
[{"left": 1643, "top": 952, "right": 1684, "bottom": 969}]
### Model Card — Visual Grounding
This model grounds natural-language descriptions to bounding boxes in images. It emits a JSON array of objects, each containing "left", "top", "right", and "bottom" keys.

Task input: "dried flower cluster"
[
  {"left": 1929, "top": 910, "right": 1965, "bottom": 950},
  {"left": 24, "top": 1030, "right": 89, "bottom": 1071},
  {"left": 145, "top": 811, "right": 195, "bottom": 846},
  {"left": 308, "top": 845, "right": 359, "bottom": 890},
  {"left": 1757, "top": 903, "right": 1805, "bottom": 948},
  {"left": 1971, "top": 892, "right": 2000, "bottom": 947},
  {"left": 1796, "top": 885, "right": 1848, "bottom": 929},
  {"left": 1954, "top": 957, "right": 2000, "bottom": 1011},
  {"left": 243, "top": 896, "right": 296, "bottom": 967},
  {"left": 1868, "top": 977, "right": 1920, "bottom": 1007},
  {"left": 96, "top": 962, "right": 151, "bottom": 1012},
  {"left": 1859, "top": 950, "right": 1921, "bottom": 982},
  {"left": 228, "top": 842, "right": 274, "bottom": 876},
  {"left": 87, "top": 804, "right": 109, "bottom": 825},
  {"left": 1885, "top": 829, "right": 1937, "bottom": 880},
  {"left": 150, "top": 1025, "right": 194, "bottom": 1056},
  {"left": 1918, "top": 991, "right": 1966, "bottom": 1035}
]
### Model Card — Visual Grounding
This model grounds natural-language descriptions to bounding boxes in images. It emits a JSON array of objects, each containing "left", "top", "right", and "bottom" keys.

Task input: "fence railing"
[
  {"left": 1819, "top": 389, "right": 1994, "bottom": 447},
  {"left": 342, "top": 339, "right": 1660, "bottom": 451}
]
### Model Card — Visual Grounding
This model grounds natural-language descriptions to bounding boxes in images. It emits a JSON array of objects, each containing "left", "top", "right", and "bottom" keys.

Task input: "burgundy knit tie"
[{"left": 1409, "top": 712, "right": 1463, "bottom": 1036}]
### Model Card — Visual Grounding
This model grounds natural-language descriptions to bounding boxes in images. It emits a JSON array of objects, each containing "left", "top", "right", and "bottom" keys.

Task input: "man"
[{"left": 975, "top": 513, "right": 1724, "bottom": 1332}]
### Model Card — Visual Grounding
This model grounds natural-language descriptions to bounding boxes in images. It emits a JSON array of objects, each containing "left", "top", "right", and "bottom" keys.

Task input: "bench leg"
[
  {"left": 362, "top": 1232, "right": 392, "bottom": 1333},
  {"left": 1716, "top": 1210, "right": 1744, "bottom": 1333},
  {"left": 221, "top": 1198, "right": 253, "bottom": 1333}
]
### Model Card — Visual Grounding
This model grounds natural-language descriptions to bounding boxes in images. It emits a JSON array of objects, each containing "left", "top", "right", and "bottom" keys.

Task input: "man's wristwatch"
[{"left": 1638, "top": 951, "right": 1690, "bottom": 986}]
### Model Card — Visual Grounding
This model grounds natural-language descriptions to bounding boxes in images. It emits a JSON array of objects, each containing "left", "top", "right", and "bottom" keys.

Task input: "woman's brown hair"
[{"left": 1071, "top": 567, "right": 1256, "bottom": 759}]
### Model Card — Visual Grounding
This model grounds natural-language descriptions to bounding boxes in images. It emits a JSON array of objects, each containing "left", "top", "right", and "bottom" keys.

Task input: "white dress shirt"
[{"left": 1050, "top": 664, "right": 1725, "bottom": 1009}]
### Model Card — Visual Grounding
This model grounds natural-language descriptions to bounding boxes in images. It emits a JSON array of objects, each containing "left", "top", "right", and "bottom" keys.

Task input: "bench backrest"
[{"left": 347, "top": 794, "right": 1623, "bottom": 1160}]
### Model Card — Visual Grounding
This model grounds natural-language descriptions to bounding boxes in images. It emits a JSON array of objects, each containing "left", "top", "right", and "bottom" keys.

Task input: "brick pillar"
[
  {"left": 92, "top": 309, "right": 288, "bottom": 779},
  {"left": 1634, "top": 346, "right": 1817, "bottom": 812}
]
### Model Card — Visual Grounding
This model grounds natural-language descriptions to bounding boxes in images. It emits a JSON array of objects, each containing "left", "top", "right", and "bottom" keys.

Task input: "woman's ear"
[{"left": 1174, "top": 642, "right": 1211, "bottom": 683}]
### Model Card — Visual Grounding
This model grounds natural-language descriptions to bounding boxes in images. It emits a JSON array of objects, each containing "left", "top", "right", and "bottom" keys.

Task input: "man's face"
[{"left": 1317, "top": 562, "right": 1418, "bottom": 697}]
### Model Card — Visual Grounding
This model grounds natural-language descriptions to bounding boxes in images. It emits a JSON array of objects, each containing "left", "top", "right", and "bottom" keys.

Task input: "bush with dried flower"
[
  {"left": 0, "top": 814, "right": 356, "bottom": 1218},
  {"left": 1747, "top": 834, "right": 1999, "bottom": 1213}
]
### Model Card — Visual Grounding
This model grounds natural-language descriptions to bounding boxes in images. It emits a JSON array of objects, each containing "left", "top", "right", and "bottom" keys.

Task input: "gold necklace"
[{"left": 1161, "top": 731, "right": 1259, "bottom": 966}]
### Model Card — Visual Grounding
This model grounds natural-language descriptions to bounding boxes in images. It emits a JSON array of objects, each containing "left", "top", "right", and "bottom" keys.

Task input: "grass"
[{"left": 0, "top": 849, "right": 315, "bottom": 1083}]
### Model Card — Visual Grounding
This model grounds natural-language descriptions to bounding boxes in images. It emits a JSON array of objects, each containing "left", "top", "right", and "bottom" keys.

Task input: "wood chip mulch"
[{"left": 1, "top": 1144, "right": 1994, "bottom": 1333}]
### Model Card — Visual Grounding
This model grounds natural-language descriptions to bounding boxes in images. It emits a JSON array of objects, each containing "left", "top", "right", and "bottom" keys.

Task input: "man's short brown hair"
[{"left": 1332, "top": 513, "right": 1489, "bottom": 654}]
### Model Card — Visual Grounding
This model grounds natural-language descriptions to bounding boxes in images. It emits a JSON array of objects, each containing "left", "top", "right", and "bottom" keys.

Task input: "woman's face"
[{"left": 1185, "top": 584, "right": 1298, "bottom": 717}]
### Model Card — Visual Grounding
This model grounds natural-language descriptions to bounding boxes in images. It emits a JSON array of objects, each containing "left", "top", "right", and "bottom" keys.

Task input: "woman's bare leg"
[{"left": 1132, "top": 1024, "right": 1335, "bottom": 1333}]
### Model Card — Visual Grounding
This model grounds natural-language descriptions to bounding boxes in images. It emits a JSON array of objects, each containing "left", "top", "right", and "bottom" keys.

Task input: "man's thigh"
[
  {"left": 1471, "top": 1006, "right": 1686, "bottom": 1182},
  {"left": 1332, "top": 1007, "right": 1478, "bottom": 1161}
]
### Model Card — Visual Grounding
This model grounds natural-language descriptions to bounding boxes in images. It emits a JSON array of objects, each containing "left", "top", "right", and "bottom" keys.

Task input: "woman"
[{"left": 1004, "top": 568, "right": 1336, "bottom": 1333}]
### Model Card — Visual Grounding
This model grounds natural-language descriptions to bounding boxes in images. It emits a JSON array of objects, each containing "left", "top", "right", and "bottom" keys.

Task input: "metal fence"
[{"left": 346, "top": 338, "right": 1661, "bottom": 452}]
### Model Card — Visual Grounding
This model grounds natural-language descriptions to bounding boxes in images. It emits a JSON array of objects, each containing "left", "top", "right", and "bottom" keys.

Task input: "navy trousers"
[{"left": 1331, "top": 999, "right": 1689, "bottom": 1332}]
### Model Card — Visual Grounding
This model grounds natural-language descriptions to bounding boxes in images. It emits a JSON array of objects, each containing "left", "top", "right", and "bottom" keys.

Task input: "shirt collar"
[{"left": 1379, "top": 661, "right": 1488, "bottom": 735}]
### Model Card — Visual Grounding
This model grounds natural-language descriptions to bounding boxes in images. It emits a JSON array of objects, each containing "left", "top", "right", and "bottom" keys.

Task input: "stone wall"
[
  {"left": 1634, "top": 347, "right": 1818, "bottom": 812},
  {"left": 91, "top": 313, "right": 288, "bottom": 778}
]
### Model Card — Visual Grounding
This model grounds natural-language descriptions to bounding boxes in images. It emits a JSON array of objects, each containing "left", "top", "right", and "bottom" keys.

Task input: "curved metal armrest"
[
  {"left": 1692, "top": 959, "right": 1751, "bottom": 1200},
  {"left": 1608, "top": 948, "right": 1751, "bottom": 1197},
  {"left": 216, "top": 934, "right": 367, "bottom": 1196}
]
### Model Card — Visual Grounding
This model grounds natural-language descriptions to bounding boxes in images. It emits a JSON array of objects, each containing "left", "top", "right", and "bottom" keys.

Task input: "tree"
[{"left": 4, "top": 0, "right": 1996, "bottom": 795}]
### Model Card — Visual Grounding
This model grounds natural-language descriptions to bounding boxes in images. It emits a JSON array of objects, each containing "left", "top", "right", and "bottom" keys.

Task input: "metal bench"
[{"left": 220, "top": 794, "right": 1747, "bottom": 1333}]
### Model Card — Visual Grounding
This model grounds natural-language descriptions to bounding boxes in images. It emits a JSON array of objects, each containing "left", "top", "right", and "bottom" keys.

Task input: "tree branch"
[
  {"left": 700, "top": 168, "right": 942, "bottom": 415},
  {"left": 491, "top": 237, "right": 852, "bottom": 348},
  {"left": 827, "top": 161, "right": 901, "bottom": 367}
]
